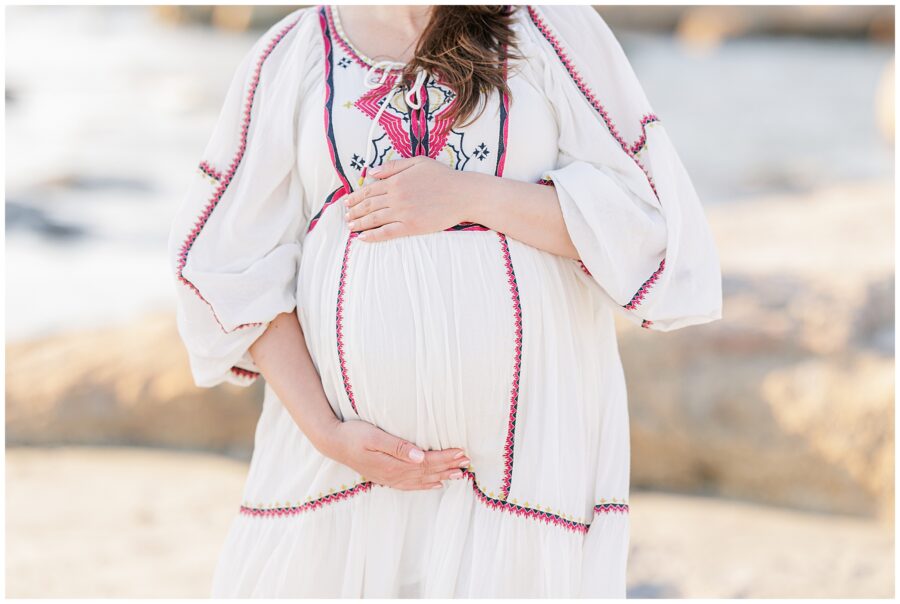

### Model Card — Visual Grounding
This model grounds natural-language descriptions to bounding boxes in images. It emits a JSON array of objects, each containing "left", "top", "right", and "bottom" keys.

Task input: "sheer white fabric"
[{"left": 167, "top": 4, "right": 722, "bottom": 597}]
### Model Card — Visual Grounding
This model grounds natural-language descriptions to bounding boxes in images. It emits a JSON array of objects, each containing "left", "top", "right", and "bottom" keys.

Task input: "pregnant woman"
[{"left": 168, "top": 4, "right": 722, "bottom": 598}]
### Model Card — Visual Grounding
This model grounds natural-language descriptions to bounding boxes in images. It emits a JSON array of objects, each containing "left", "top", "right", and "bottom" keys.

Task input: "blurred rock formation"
[
  {"left": 619, "top": 180, "right": 894, "bottom": 522},
  {"left": 6, "top": 181, "right": 893, "bottom": 521}
]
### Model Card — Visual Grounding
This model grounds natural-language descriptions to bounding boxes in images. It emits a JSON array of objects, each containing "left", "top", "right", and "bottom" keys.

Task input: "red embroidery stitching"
[
  {"left": 630, "top": 113, "right": 660, "bottom": 155},
  {"left": 307, "top": 186, "right": 348, "bottom": 234},
  {"left": 624, "top": 258, "right": 665, "bottom": 310},
  {"left": 498, "top": 233, "right": 523, "bottom": 500},
  {"left": 527, "top": 6, "right": 666, "bottom": 313},
  {"left": 198, "top": 161, "right": 222, "bottom": 181},
  {"left": 230, "top": 366, "right": 260, "bottom": 380},
  {"left": 335, "top": 231, "right": 360, "bottom": 415},
  {"left": 176, "top": 16, "right": 302, "bottom": 334},
  {"left": 238, "top": 469, "right": 629, "bottom": 534},
  {"left": 240, "top": 481, "right": 374, "bottom": 517},
  {"left": 526, "top": 6, "right": 659, "bottom": 200},
  {"left": 593, "top": 502, "right": 630, "bottom": 514}
]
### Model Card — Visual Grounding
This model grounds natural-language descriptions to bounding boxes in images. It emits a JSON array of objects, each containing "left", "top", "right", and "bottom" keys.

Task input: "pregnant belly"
[{"left": 337, "top": 229, "right": 522, "bottom": 476}]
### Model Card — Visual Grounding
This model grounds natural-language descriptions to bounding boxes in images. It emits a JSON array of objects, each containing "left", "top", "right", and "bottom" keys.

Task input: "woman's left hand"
[{"left": 343, "top": 156, "right": 473, "bottom": 242}]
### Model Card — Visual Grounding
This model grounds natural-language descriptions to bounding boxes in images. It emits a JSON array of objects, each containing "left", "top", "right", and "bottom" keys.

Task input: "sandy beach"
[
  {"left": 5, "top": 446, "right": 893, "bottom": 598},
  {"left": 5, "top": 5, "right": 894, "bottom": 600}
]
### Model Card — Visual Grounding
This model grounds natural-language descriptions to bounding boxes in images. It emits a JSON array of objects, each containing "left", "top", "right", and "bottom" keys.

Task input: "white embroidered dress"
[{"left": 168, "top": 4, "right": 722, "bottom": 598}]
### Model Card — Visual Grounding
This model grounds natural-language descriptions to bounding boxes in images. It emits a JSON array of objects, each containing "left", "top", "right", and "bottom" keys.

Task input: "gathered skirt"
[{"left": 211, "top": 221, "right": 633, "bottom": 597}]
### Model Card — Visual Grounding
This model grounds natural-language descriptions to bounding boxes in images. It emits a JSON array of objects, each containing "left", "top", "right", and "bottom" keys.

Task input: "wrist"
[
  {"left": 455, "top": 171, "right": 496, "bottom": 225},
  {"left": 308, "top": 415, "right": 345, "bottom": 460}
]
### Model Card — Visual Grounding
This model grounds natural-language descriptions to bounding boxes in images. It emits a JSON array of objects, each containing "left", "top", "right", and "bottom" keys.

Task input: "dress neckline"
[{"left": 328, "top": 5, "right": 409, "bottom": 71}]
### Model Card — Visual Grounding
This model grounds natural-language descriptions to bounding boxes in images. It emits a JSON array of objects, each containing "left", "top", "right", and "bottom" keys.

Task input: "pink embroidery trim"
[
  {"left": 466, "top": 470, "right": 631, "bottom": 533},
  {"left": 176, "top": 16, "right": 302, "bottom": 334},
  {"left": 307, "top": 187, "right": 347, "bottom": 234},
  {"left": 336, "top": 231, "right": 360, "bottom": 415},
  {"left": 624, "top": 258, "right": 665, "bottom": 310},
  {"left": 526, "top": 6, "right": 659, "bottom": 201},
  {"left": 318, "top": 8, "right": 352, "bottom": 196},
  {"left": 578, "top": 261, "right": 592, "bottom": 276},
  {"left": 498, "top": 233, "right": 523, "bottom": 500},
  {"left": 230, "top": 366, "right": 260, "bottom": 380},
  {"left": 527, "top": 6, "right": 666, "bottom": 313},
  {"left": 594, "top": 502, "right": 630, "bottom": 514},
  {"left": 495, "top": 53, "right": 511, "bottom": 177},
  {"left": 238, "top": 470, "right": 629, "bottom": 533},
  {"left": 447, "top": 222, "right": 490, "bottom": 232},
  {"left": 630, "top": 113, "right": 660, "bottom": 155},
  {"left": 198, "top": 161, "right": 223, "bottom": 181},
  {"left": 240, "top": 481, "right": 374, "bottom": 517}
]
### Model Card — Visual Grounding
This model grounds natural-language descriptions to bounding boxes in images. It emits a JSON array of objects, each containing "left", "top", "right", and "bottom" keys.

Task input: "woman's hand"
[
  {"left": 319, "top": 418, "right": 471, "bottom": 491},
  {"left": 343, "top": 156, "right": 475, "bottom": 242},
  {"left": 342, "top": 155, "right": 580, "bottom": 259}
]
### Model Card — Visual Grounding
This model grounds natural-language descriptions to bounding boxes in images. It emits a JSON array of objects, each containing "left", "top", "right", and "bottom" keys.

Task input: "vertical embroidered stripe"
[{"left": 335, "top": 231, "right": 360, "bottom": 415}]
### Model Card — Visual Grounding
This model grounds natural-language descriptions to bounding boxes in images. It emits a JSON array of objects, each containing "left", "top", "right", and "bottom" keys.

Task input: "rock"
[
  {"left": 5, "top": 313, "right": 262, "bottom": 458},
  {"left": 5, "top": 180, "right": 893, "bottom": 521},
  {"left": 617, "top": 180, "right": 894, "bottom": 521}
]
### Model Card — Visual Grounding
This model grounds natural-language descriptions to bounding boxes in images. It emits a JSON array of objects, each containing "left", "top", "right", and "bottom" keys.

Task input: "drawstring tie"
[{"left": 358, "top": 60, "right": 430, "bottom": 186}]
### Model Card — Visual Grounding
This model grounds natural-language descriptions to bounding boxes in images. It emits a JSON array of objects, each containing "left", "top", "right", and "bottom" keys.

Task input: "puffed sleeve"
[
  {"left": 522, "top": 6, "right": 723, "bottom": 331},
  {"left": 166, "top": 7, "right": 317, "bottom": 387}
]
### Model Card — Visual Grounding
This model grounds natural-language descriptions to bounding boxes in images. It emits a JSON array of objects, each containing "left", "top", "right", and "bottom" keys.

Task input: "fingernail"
[
  {"left": 431, "top": 484, "right": 443, "bottom": 489},
  {"left": 449, "top": 471, "right": 463, "bottom": 479},
  {"left": 347, "top": 220, "right": 356, "bottom": 229},
  {"left": 458, "top": 458, "right": 470, "bottom": 467},
  {"left": 370, "top": 166, "right": 383, "bottom": 175},
  {"left": 409, "top": 448, "right": 425, "bottom": 462},
  {"left": 358, "top": 232, "right": 368, "bottom": 240}
]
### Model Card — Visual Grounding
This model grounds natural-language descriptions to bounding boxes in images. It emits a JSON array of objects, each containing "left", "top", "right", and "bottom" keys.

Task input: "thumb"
[{"left": 375, "top": 430, "right": 425, "bottom": 463}]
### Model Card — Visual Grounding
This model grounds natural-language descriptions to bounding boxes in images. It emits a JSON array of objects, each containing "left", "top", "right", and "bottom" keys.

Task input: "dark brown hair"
[{"left": 400, "top": 5, "right": 524, "bottom": 129}]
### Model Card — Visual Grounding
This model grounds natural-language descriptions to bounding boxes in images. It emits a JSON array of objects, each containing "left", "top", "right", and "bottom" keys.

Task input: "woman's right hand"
[{"left": 318, "top": 419, "right": 470, "bottom": 491}]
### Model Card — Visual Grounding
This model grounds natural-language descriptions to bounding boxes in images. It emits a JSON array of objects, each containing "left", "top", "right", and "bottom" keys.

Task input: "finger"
[
  {"left": 369, "top": 157, "right": 421, "bottom": 179},
  {"left": 357, "top": 221, "right": 406, "bottom": 242},
  {"left": 345, "top": 192, "right": 389, "bottom": 222},
  {"left": 348, "top": 206, "right": 394, "bottom": 232},
  {"left": 394, "top": 479, "right": 444, "bottom": 491},
  {"left": 422, "top": 448, "right": 470, "bottom": 471},
  {"left": 423, "top": 468, "right": 466, "bottom": 483},
  {"left": 344, "top": 180, "right": 388, "bottom": 208},
  {"left": 370, "top": 430, "right": 426, "bottom": 463}
]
